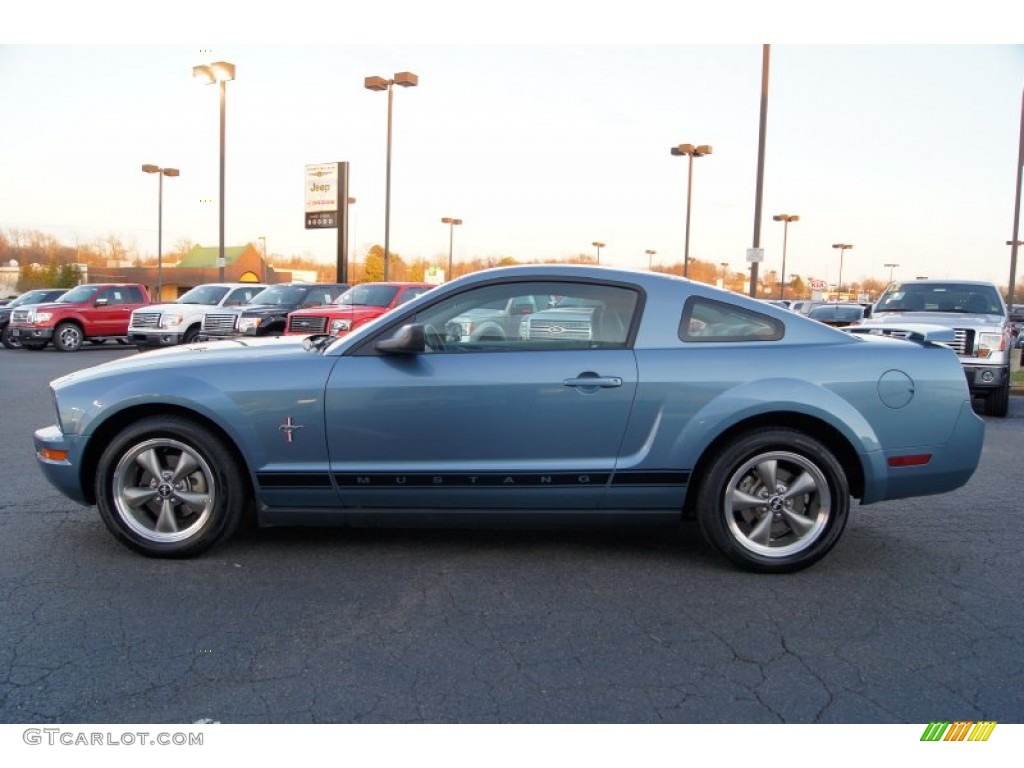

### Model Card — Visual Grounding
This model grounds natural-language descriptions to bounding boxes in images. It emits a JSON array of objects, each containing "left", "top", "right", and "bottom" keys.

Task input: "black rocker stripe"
[{"left": 257, "top": 470, "right": 690, "bottom": 490}]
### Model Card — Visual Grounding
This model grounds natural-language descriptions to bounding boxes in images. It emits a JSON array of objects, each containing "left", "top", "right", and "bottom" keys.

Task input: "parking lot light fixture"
[
  {"left": 645, "top": 249, "right": 656, "bottom": 270},
  {"left": 772, "top": 214, "right": 799, "bottom": 300},
  {"left": 884, "top": 262, "right": 900, "bottom": 283},
  {"left": 142, "top": 164, "right": 179, "bottom": 302},
  {"left": 832, "top": 243, "right": 853, "bottom": 296},
  {"left": 592, "top": 241, "right": 605, "bottom": 264},
  {"left": 441, "top": 217, "right": 462, "bottom": 280},
  {"left": 365, "top": 71, "right": 419, "bottom": 281},
  {"left": 193, "top": 60, "right": 235, "bottom": 282},
  {"left": 670, "top": 143, "right": 712, "bottom": 278}
]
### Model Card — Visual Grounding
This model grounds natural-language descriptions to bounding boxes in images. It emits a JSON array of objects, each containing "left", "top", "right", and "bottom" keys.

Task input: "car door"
[
  {"left": 93, "top": 287, "right": 134, "bottom": 336},
  {"left": 324, "top": 279, "right": 641, "bottom": 511}
]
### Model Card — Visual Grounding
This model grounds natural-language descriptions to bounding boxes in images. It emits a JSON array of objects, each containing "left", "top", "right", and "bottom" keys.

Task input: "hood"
[
  {"left": 133, "top": 303, "right": 203, "bottom": 314},
  {"left": 864, "top": 310, "right": 1005, "bottom": 328},
  {"left": 50, "top": 336, "right": 309, "bottom": 388}
]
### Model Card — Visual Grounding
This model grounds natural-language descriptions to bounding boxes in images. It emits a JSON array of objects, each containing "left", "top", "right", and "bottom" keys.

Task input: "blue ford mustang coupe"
[{"left": 33, "top": 265, "right": 984, "bottom": 572}]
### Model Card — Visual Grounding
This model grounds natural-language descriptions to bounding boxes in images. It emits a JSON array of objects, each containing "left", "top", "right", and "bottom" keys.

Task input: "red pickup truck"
[
  {"left": 8, "top": 283, "right": 151, "bottom": 352},
  {"left": 285, "top": 282, "right": 434, "bottom": 337}
]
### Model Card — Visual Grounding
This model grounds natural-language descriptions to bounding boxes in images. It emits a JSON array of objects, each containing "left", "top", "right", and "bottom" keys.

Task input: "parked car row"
[{"left": 2, "top": 281, "right": 436, "bottom": 352}]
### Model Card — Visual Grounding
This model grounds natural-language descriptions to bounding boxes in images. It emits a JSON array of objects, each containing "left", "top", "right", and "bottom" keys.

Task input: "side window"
[
  {"left": 680, "top": 297, "right": 784, "bottom": 342},
  {"left": 97, "top": 289, "right": 118, "bottom": 306},
  {"left": 407, "top": 280, "right": 640, "bottom": 353}
]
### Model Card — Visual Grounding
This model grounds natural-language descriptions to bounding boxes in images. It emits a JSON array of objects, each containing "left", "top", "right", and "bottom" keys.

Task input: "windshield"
[
  {"left": 11, "top": 289, "right": 63, "bottom": 307},
  {"left": 55, "top": 286, "right": 98, "bottom": 304},
  {"left": 248, "top": 285, "right": 310, "bottom": 306},
  {"left": 875, "top": 283, "right": 1003, "bottom": 314},
  {"left": 335, "top": 284, "right": 400, "bottom": 308},
  {"left": 176, "top": 285, "right": 230, "bottom": 305}
]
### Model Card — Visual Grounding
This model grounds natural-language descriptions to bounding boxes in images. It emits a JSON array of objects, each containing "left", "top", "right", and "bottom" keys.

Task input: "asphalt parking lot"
[{"left": 1, "top": 346, "right": 1022, "bottom": 724}]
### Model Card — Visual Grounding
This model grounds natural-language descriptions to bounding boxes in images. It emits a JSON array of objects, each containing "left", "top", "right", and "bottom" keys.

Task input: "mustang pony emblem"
[{"left": 279, "top": 417, "right": 304, "bottom": 443}]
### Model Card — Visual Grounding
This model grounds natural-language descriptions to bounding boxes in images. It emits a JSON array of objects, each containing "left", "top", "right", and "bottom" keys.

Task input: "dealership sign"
[
  {"left": 305, "top": 163, "right": 340, "bottom": 229},
  {"left": 808, "top": 278, "right": 828, "bottom": 290}
]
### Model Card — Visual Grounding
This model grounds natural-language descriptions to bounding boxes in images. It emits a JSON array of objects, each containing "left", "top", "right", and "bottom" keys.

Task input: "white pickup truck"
[
  {"left": 129, "top": 282, "right": 266, "bottom": 350},
  {"left": 856, "top": 279, "right": 1012, "bottom": 417}
]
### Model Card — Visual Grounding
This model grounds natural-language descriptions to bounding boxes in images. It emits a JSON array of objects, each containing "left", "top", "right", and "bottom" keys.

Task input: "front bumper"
[
  {"left": 130, "top": 331, "right": 185, "bottom": 347},
  {"left": 34, "top": 424, "right": 90, "bottom": 505},
  {"left": 8, "top": 326, "right": 54, "bottom": 342},
  {"left": 962, "top": 364, "right": 1009, "bottom": 391}
]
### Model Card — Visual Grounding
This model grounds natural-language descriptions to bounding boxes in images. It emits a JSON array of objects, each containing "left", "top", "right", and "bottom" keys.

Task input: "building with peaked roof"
[{"left": 100, "top": 244, "right": 293, "bottom": 302}]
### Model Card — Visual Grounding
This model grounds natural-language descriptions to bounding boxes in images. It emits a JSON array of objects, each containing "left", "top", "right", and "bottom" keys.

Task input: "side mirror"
[
  {"left": 375, "top": 323, "right": 426, "bottom": 355},
  {"left": 94, "top": 298, "right": 109, "bottom": 307}
]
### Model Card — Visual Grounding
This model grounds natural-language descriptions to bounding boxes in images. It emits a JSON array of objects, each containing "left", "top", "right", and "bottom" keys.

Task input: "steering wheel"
[{"left": 423, "top": 323, "right": 447, "bottom": 352}]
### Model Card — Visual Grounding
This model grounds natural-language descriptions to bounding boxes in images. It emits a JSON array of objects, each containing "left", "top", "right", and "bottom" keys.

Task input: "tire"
[
  {"left": 53, "top": 322, "right": 84, "bottom": 352},
  {"left": 182, "top": 326, "right": 200, "bottom": 345},
  {"left": 983, "top": 380, "right": 1010, "bottom": 418},
  {"left": 696, "top": 428, "right": 850, "bottom": 573},
  {"left": 1, "top": 326, "right": 21, "bottom": 349},
  {"left": 95, "top": 416, "right": 249, "bottom": 557}
]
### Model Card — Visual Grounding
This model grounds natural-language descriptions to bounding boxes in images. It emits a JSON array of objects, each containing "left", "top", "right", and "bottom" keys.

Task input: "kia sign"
[
  {"left": 305, "top": 163, "right": 339, "bottom": 229},
  {"left": 808, "top": 278, "right": 828, "bottom": 291}
]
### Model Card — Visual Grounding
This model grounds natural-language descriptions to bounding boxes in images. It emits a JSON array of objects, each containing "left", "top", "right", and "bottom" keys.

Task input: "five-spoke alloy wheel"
[
  {"left": 95, "top": 416, "right": 248, "bottom": 557},
  {"left": 696, "top": 428, "right": 850, "bottom": 573}
]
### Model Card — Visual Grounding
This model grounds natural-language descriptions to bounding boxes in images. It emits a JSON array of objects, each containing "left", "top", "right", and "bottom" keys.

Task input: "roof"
[{"left": 177, "top": 246, "right": 251, "bottom": 268}]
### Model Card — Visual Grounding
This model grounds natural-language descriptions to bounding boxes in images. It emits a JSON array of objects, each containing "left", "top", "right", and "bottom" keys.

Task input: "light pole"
[
  {"left": 645, "top": 249, "right": 656, "bottom": 270},
  {"left": 141, "top": 164, "right": 179, "bottom": 301},
  {"left": 592, "top": 241, "right": 605, "bottom": 264},
  {"left": 193, "top": 60, "right": 235, "bottom": 282},
  {"left": 720, "top": 262, "right": 729, "bottom": 289},
  {"left": 772, "top": 214, "right": 798, "bottom": 300},
  {"left": 258, "top": 235, "right": 267, "bottom": 283},
  {"left": 832, "top": 243, "right": 853, "bottom": 297},
  {"left": 883, "top": 262, "right": 899, "bottom": 283},
  {"left": 670, "top": 143, "right": 712, "bottom": 278},
  {"left": 441, "top": 217, "right": 462, "bottom": 280},
  {"left": 364, "top": 71, "right": 419, "bottom": 281}
]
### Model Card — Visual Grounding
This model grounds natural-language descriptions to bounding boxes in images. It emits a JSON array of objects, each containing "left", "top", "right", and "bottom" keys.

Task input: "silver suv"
[{"left": 857, "top": 279, "right": 1011, "bottom": 416}]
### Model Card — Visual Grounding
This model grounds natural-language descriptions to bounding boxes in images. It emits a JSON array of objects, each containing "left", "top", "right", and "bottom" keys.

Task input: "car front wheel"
[
  {"left": 696, "top": 428, "right": 850, "bottom": 573},
  {"left": 95, "top": 416, "right": 249, "bottom": 557},
  {"left": 54, "top": 322, "right": 84, "bottom": 352},
  {"left": 1, "top": 326, "right": 21, "bottom": 349},
  {"left": 983, "top": 379, "right": 1010, "bottom": 418}
]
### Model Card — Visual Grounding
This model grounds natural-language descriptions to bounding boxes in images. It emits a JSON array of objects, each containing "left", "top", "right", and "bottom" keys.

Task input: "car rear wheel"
[
  {"left": 95, "top": 416, "right": 249, "bottom": 557},
  {"left": 53, "top": 322, "right": 84, "bottom": 352},
  {"left": 696, "top": 428, "right": 850, "bottom": 573}
]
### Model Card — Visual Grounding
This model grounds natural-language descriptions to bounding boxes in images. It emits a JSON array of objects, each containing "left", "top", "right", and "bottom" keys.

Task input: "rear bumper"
[{"left": 865, "top": 399, "right": 985, "bottom": 503}]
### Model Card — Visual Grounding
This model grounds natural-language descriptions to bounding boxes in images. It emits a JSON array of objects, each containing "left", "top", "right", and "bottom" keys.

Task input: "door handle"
[{"left": 563, "top": 375, "right": 623, "bottom": 389}]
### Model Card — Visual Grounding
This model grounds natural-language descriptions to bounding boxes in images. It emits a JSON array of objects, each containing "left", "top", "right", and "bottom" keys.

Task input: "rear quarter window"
[{"left": 680, "top": 296, "right": 785, "bottom": 342}]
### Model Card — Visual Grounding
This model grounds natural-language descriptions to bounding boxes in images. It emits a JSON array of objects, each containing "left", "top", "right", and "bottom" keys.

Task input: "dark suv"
[
  {"left": 1, "top": 288, "right": 69, "bottom": 349},
  {"left": 199, "top": 283, "right": 348, "bottom": 340}
]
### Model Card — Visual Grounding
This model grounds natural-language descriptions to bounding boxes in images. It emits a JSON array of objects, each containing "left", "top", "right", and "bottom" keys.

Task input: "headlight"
[
  {"left": 977, "top": 332, "right": 1005, "bottom": 359},
  {"left": 237, "top": 317, "right": 262, "bottom": 333},
  {"left": 159, "top": 313, "right": 185, "bottom": 329},
  {"left": 32, "top": 311, "right": 52, "bottom": 323},
  {"left": 330, "top": 319, "right": 352, "bottom": 333}
]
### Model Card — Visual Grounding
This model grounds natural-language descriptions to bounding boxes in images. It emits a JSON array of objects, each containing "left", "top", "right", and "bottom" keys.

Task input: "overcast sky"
[{"left": 3, "top": 5, "right": 1023, "bottom": 289}]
